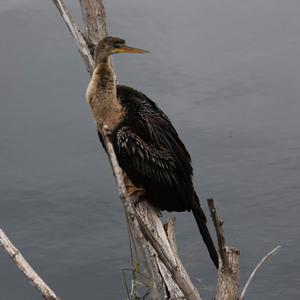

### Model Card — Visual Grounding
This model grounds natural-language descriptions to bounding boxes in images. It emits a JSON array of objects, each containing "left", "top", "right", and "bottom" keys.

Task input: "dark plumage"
[
  {"left": 113, "top": 86, "right": 192, "bottom": 212},
  {"left": 99, "top": 85, "right": 219, "bottom": 269},
  {"left": 87, "top": 36, "right": 219, "bottom": 269}
]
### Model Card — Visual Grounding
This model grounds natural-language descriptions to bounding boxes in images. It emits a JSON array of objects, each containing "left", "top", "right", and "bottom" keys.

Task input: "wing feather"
[
  {"left": 114, "top": 85, "right": 193, "bottom": 211},
  {"left": 115, "top": 126, "right": 176, "bottom": 186}
]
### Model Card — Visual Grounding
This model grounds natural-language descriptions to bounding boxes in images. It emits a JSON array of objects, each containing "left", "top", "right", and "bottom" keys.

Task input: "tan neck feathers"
[{"left": 86, "top": 62, "right": 124, "bottom": 130}]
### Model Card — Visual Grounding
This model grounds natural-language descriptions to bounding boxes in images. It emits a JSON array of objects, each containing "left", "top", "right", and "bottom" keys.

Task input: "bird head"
[{"left": 95, "top": 36, "right": 148, "bottom": 63}]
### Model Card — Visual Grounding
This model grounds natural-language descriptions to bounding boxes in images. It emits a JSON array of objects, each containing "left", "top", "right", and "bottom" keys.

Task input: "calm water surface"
[{"left": 0, "top": 1, "right": 300, "bottom": 299}]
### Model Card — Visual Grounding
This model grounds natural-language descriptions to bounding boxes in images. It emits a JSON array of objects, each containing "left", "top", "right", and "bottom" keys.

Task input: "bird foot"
[
  {"left": 127, "top": 186, "right": 145, "bottom": 198},
  {"left": 127, "top": 186, "right": 146, "bottom": 207}
]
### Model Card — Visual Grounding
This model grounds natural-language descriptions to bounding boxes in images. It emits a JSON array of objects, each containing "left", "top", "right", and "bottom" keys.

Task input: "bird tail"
[{"left": 191, "top": 193, "right": 219, "bottom": 269}]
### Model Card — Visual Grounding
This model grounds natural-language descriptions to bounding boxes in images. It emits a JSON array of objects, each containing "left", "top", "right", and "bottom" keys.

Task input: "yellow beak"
[{"left": 113, "top": 45, "right": 149, "bottom": 54}]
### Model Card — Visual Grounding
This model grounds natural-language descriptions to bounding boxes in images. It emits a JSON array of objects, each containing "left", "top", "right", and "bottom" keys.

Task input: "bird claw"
[
  {"left": 127, "top": 186, "right": 145, "bottom": 207},
  {"left": 127, "top": 185, "right": 144, "bottom": 198}
]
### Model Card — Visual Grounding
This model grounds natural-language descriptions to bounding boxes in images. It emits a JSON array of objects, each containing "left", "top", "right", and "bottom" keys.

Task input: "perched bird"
[{"left": 86, "top": 36, "right": 219, "bottom": 269}]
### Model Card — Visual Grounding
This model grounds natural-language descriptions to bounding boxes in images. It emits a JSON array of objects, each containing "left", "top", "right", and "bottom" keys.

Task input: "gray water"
[{"left": 0, "top": 0, "right": 300, "bottom": 299}]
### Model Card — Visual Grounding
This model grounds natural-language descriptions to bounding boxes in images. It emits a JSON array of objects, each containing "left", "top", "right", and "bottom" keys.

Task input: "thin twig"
[
  {"left": 0, "top": 229, "right": 60, "bottom": 300},
  {"left": 240, "top": 245, "right": 281, "bottom": 299},
  {"left": 207, "top": 198, "right": 227, "bottom": 268},
  {"left": 52, "top": 0, "right": 94, "bottom": 73}
]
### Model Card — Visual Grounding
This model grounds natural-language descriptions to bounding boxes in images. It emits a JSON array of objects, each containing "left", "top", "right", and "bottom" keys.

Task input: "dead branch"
[
  {"left": 79, "top": 0, "right": 107, "bottom": 45},
  {"left": 52, "top": 0, "right": 94, "bottom": 73},
  {"left": 0, "top": 229, "right": 60, "bottom": 300},
  {"left": 240, "top": 245, "right": 281, "bottom": 300},
  {"left": 134, "top": 201, "right": 202, "bottom": 300},
  {"left": 159, "top": 219, "right": 184, "bottom": 298},
  {"left": 207, "top": 198, "right": 240, "bottom": 300},
  {"left": 207, "top": 198, "right": 227, "bottom": 268}
]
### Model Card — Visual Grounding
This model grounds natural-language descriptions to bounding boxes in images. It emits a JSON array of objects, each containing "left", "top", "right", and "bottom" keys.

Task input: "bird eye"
[{"left": 114, "top": 42, "right": 124, "bottom": 48}]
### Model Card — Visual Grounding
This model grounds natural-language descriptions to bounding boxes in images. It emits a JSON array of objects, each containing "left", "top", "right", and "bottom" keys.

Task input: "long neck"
[
  {"left": 86, "top": 58, "right": 124, "bottom": 129},
  {"left": 93, "top": 58, "right": 116, "bottom": 98}
]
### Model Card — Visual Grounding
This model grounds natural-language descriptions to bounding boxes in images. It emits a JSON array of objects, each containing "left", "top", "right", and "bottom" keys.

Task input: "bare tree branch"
[
  {"left": 79, "top": 0, "right": 107, "bottom": 45},
  {"left": 0, "top": 229, "right": 60, "bottom": 300},
  {"left": 164, "top": 218, "right": 179, "bottom": 259},
  {"left": 52, "top": 0, "right": 94, "bottom": 73},
  {"left": 240, "top": 245, "right": 281, "bottom": 300},
  {"left": 160, "top": 219, "right": 186, "bottom": 298},
  {"left": 134, "top": 201, "right": 202, "bottom": 300},
  {"left": 207, "top": 199, "right": 240, "bottom": 300},
  {"left": 207, "top": 198, "right": 227, "bottom": 268}
]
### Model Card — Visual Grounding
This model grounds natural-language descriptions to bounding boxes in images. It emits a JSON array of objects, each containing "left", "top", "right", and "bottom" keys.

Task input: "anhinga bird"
[{"left": 86, "top": 36, "right": 219, "bottom": 269}]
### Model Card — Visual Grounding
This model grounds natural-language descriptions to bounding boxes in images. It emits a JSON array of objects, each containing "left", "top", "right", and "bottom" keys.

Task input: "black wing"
[
  {"left": 117, "top": 85, "right": 192, "bottom": 177},
  {"left": 112, "top": 86, "right": 194, "bottom": 211}
]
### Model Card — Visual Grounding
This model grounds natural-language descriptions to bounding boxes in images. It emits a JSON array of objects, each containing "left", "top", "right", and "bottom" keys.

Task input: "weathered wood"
[
  {"left": 135, "top": 202, "right": 201, "bottom": 300},
  {"left": 215, "top": 247, "right": 240, "bottom": 300},
  {"left": 52, "top": 0, "right": 94, "bottom": 73},
  {"left": 207, "top": 198, "right": 226, "bottom": 269},
  {"left": 207, "top": 199, "right": 240, "bottom": 300},
  {"left": 79, "top": 0, "right": 107, "bottom": 45},
  {"left": 0, "top": 229, "right": 60, "bottom": 300},
  {"left": 160, "top": 219, "right": 185, "bottom": 298}
]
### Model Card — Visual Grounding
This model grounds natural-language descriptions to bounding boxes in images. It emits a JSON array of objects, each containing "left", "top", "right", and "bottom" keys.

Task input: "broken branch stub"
[{"left": 207, "top": 198, "right": 240, "bottom": 300}]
